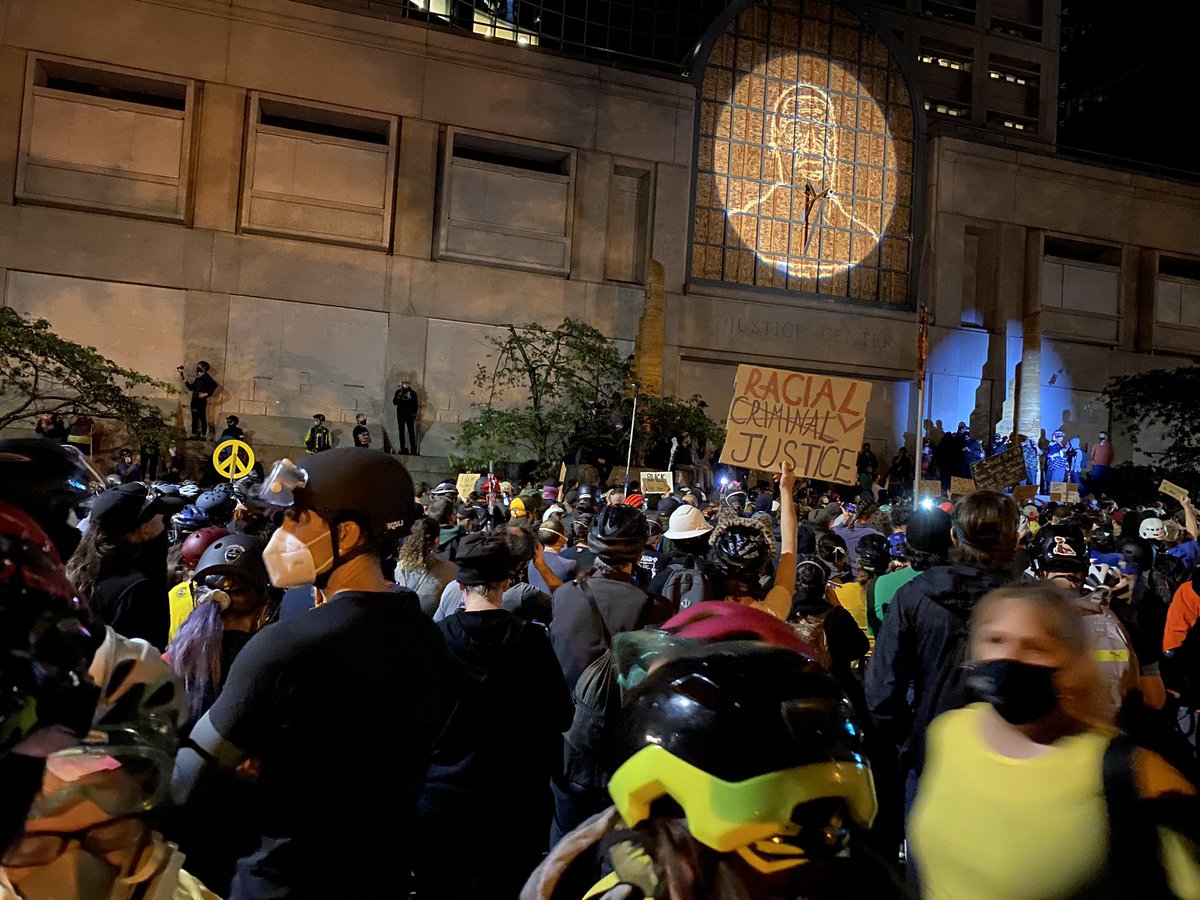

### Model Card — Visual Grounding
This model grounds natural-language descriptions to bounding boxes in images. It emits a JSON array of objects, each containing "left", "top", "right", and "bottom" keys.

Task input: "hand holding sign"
[{"left": 719, "top": 365, "right": 872, "bottom": 484}]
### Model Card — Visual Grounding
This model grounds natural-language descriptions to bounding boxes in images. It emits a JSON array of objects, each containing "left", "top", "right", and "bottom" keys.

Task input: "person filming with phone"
[{"left": 180, "top": 361, "right": 218, "bottom": 441}]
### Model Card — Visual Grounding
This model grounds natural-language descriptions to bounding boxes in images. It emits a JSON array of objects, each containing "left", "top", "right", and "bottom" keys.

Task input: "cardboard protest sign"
[
  {"left": 950, "top": 477, "right": 976, "bottom": 497},
  {"left": 1012, "top": 485, "right": 1038, "bottom": 503},
  {"left": 918, "top": 479, "right": 944, "bottom": 498},
  {"left": 640, "top": 471, "right": 674, "bottom": 495},
  {"left": 456, "top": 473, "right": 481, "bottom": 501},
  {"left": 559, "top": 462, "right": 567, "bottom": 485},
  {"left": 971, "top": 445, "right": 1027, "bottom": 492},
  {"left": 1160, "top": 480, "right": 1190, "bottom": 504},
  {"left": 719, "top": 365, "right": 872, "bottom": 484},
  {"left": 1049, "top": 482, "right": 1079, "bottom": 504}
]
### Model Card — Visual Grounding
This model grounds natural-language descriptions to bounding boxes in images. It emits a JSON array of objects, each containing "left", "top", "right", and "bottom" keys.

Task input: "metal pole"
[
  {"left": 623, "top": 386, "right": 639, "bottom": 500},
  {"left": 913, "top": 377, "right": 925, "bottom": 498}
]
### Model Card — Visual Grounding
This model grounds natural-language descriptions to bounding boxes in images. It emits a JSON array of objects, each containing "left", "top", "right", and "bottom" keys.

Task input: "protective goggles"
[
  {"left": 30, "top": 741, "right": 172, "bottom": 819},
  {"left": 2, "top": 814, "right": 147, "bottom": 867},
  {"left": 258, "top": 459, "right": 309, "bottom": 508}
]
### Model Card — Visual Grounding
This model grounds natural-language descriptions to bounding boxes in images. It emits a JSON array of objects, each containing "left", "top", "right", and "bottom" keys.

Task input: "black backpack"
[
  {"left": 562, "top": 581, "right": 621, "bottom": 789},
  {"left": 657, "top": 555, "right": 711, "bottom": 612}
]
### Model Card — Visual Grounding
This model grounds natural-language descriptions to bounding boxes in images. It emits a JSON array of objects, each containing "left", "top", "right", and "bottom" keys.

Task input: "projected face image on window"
[{"left": 692, "top": 1, "right": 916, "bottom": 304}]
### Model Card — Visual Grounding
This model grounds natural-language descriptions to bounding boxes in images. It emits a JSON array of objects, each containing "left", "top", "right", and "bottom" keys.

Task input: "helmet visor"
[{"left": 258, "top": 459, "right": 308, "bottom": 508}]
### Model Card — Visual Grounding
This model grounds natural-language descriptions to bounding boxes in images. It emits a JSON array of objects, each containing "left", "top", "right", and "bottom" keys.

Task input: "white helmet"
[
  {"left": 1086, "top": 562, "right": 1133, "bottom": 604},
  {"left": 178, "top": 481, "right": 201, "bottom": 500},
  {"left": 88, "top": 626, "right": 189, "bottom": 729},
  {"left": 1139, "top": 517, "right": 1167, "bottom": 541}
]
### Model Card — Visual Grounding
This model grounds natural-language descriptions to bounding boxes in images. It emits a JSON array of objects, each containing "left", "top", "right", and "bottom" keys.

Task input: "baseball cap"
[
  {"left": 89, "top": 483, "right": 184, "bottom": 538},
  {"left": 905, "top": 507, "right": 953, "bottom": 555},
  {"left": 664, "top": 505, "right": 714, "bottom": 541}
]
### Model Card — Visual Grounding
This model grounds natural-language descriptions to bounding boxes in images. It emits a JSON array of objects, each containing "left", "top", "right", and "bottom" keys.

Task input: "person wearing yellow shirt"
[
  {"left": 909, "top": 582, "right": 1200, "bottom": 900},
  {"left": 167, "top": 526, "right": 229, "bottom": 642}
]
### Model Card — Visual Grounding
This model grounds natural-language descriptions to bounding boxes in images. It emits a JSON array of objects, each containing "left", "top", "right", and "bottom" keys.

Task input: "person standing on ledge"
[
  {"left": 393, "top": 378, "right": 420, "bottom": 455},
  {"left": 304, "top": 414, "right": 332, "bottom": 455},
  {"left": 352, "top": 413, "right": 372, "bottom": 448},
  {"left": 181, "top": 361, "right": 218, "bottom": 441}
]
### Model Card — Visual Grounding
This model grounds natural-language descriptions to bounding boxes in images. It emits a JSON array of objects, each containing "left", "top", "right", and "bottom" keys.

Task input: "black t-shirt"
[
  {"left": 206, "top": 589, "right": 453, "bottom": 899},
  {"left": 352, "top": 425, "right": 370, "bottom": 447}
]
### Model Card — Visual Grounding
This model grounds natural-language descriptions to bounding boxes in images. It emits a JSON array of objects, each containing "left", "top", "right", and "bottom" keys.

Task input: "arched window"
[{"left": 690, "top": 0, "right": 923, "bottom": 306}]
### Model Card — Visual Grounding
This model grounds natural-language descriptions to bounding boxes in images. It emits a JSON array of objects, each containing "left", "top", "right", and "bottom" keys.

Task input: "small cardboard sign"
[
  {"left": 559, "top": 461, "right": 567, "bottom": 485},
  {"left": 456, "top": 473, "right": 481, "bottom": 501},
  {"left": 1013, "top": 485, "right": 1038, "bottom": 503},
  {"left": 1049, "top": 482, "right": 1079, "bottom": 504},
  {"left": 970, "top": 444, "right": 1027, "bottom": 492},
  {"left": 1160, "top": 480, "right": 1190, "bottom": 504},
  {"left": 918, "top": 479, "right": 944, "bottom": 499},
  {"left": 950, "top": 476, "right": 976, "bottom": 497},
  {"left": 640, "top": 471, "right": 674, "bottom": 496}
]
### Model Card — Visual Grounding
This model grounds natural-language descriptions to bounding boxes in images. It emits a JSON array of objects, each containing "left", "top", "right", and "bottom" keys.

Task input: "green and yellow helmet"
[{"left": 606, "top": 641, "right": 877, "bottom": 874}]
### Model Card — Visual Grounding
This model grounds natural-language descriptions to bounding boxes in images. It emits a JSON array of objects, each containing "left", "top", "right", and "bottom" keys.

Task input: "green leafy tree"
[
  {"left": 456, "top": 318, "right": 630, "bottom": 475},
  {"left": 634, "top": 394, "right": 725, "bottom": 465},
  {"left": 0, "top": 308, "right": 178, "bottom": 447},
  {"left": 1101, "top": 365, "right": 1200, "bottom": 472}
]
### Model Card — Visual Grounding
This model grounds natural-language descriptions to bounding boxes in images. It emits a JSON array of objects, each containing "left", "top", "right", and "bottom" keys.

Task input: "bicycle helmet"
[
  {"left": 0, "top": 438, "right": 99, "bottom": 559},
  {"left": 710, "top": 525, "right": 772, "bottom": 579},
  {"left": 1032, "top": 524, "right": 1089, "bottom": 574},
  {"left": 232, "top": 474, "right": 263, "bottom": 505},
  {"left": 431, "top": 480, "right": 459, "bottom": 501},
  {"left": 151, "top": 482, "right": 180, "bottom": 498},
  {"left": 180, "top": 526, "right": 230, "bottom": 570},
  {"left": 0, "top": 502, "right": 101, "bottom": 753},
  {"left": 662, "top": 602, "right": 811, "bottom": 653},
  {"left": 170, "top": 504, "right": 210, "bottom": 536},
  {"left": 261, "top": 450, "right": 415, "bottom": 550},
  {"left": 607, "top": 642, "right": 877, "bottom": 873},
  {"left": 104, "top": 474, "right": 123, "bottom": 489},
  {"left": 855, "top": 533, "right": 893, "bottom": 576},
  {"left": 210, "top": 482, "right": 235, "bottom": 501},
  {"left": 624, "top": 493, "right": 646, "bottom": 510},
  {"left": 1140, "top": 517, "right": 1167, "bottom": 541},
  {"left": 192, "top": 534, "right": 269, "bottom": 596},
  {"left": 196, "top": 489, "right": 236, "bottom": 524},
  {"left": 587, "top": 504, "right": 648, "bottom": 564},
  {"left": 1086, "top": 559, "right": 1135, "bottom": 603},
  {"left": 1116, "top": 535, "right": 1155, "bottom": 572},
  {"left": 178, "top": 481, "right": 201, "bottom": 500},
  {"left": 87, "top": 622, "right": 188, "bottom": 732}
]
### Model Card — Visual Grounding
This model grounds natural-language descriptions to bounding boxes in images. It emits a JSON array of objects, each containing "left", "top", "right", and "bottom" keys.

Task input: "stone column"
[
  {"left": 633, "top": 259, "right": 665, "bottom": 394},
  {"left": 1016, "top": 229, "right": 1043, "bottom": 439}
]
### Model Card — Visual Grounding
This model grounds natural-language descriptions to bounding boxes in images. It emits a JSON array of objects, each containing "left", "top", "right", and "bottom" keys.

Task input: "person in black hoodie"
[
  {"left": 415, "top": 532, "right": 572, "bottom": 899},
  {"left": 865, "top": 489, "right": 1018, "bottom": 814},
  {"left": 66, "top": 482, "right": 183, "bottom": 649}
]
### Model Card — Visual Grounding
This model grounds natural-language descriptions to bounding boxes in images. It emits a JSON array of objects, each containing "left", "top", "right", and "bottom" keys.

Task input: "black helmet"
[
  {"left": 710, "top": 524, "right": 772, "bottom": 578},
  {"left": 587, "top": 504, "right": 648, "bottom": 564},
  {"left": 193, "top": 533, "right": 269, "bottom": 595},
  {"left": 856, "top": 533, "right": 893, "bottom": 575},
  {"left": 196, "top": 490, "right": 235, "bottom": 525},
  {"left": 1116, "top": 535, "right": 1155, "bottom": 573},
  {"left": 0, "top": 439, "right": 97, "bottom": 560},
  {"left": 607, "top": 642, "right": 876, "bottom": 870},
  {"left": 1032, "top": 524, "right": 1088, "bottom": 574},
  {"left": 232, "top": 474, "right": 263, "bottom": 505},
  {"left": 577, "top": 484, "right": 599, "bottom": 503},
  {"left": 226, "top": 415, "right": 239, "bottom": 426},
  {"left": 263, "top": 449, "right": 414, "bottom": 550}
]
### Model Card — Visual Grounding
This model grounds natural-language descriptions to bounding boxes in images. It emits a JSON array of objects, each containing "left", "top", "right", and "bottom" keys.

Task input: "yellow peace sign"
[{"left": 213, "top": 439, "right": 255, "bottom": 480}]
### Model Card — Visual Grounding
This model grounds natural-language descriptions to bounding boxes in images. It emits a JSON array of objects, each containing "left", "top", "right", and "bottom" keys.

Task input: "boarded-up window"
[{"left": 605, "top": 165, "right": 652, "bottom": 283}]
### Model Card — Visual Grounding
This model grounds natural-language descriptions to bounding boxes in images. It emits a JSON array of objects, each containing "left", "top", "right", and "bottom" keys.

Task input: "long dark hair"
[
  {"left": 396, "top": 517, "right": 439, "bottom": 573},
  {"left": 65, "top": 526, "right": 138, "bottom": 602}
]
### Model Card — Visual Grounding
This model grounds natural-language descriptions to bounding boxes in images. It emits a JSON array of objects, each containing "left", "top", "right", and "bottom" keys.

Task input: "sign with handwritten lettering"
[{"left": 719, "top": 365, "right": 872, "bottom": 484}]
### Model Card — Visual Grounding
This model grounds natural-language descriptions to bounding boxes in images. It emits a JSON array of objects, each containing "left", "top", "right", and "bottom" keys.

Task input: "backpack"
[
  {"left": 1076, "top": 593, "right": 1139, "bottom": 719},
  {"left": 562, "top": 581, "right": 621, "bottom": 790},
  {"left": 790, "top": 608, "right": 834, "bottom": 670},
  {"left": 658, "top": 556, "right": 710, "bottom": 612}
]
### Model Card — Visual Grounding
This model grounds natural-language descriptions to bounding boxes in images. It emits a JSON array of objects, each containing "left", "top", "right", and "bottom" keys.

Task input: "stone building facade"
[{"left": 0, "top": 0, "right": 1195, "bottom": 469}]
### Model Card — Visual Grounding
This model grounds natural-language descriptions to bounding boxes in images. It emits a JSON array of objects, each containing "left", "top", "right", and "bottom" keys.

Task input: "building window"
[
  {"left": 921, "top": 0, "right": 977, "bottom": 26},
  {"left": 925, "top": 99, "right": 970, "bottom": 118},
  {"left": 1156, "top": 256, "right": 1200, "bottom": 329},
  {"left": 1041, "top": 237, "right": 1120, "bottom": 318},
  {"left": 436, "top": 129, "right": 576, "bottom": 276},
  {"left": 241, "top": 93, "right": 398, "bottom": 251},
  {"left": 605, "top": 165, "right": 653, "bottom": 284},
  {"left": 986, "top": 111, "right": 1037, "bottom": 132},
  {"left": 691, "top": 0, "right": 921, "bottom": 305},
  {"left": 17, "top": 55, "right": 195, "bottom": 222}
]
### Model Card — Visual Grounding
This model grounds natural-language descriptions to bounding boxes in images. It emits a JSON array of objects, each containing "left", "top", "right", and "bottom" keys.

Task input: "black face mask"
[{"left": 967, "top": 658, "right": 1059, "bottom": 725}]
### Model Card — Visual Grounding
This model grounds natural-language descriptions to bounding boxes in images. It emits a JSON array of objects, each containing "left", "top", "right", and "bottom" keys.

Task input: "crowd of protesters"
[{"left": 3, "top": 414, "right": 1200, "bottom": 900}]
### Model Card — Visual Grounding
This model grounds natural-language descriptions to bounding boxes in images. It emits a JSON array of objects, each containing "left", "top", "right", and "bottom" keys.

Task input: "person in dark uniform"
[
  {"left": 181, "top": 361, "right": 218, "bottom": 440},
  {"left": 220, "top": 416, "right": 245, "bottom": 441},
  {"left": 352, "top": 413, "right": 372, "bottom": 448},
  {"left": 393, "top": 378, "right": 420, "bottom": 455}
]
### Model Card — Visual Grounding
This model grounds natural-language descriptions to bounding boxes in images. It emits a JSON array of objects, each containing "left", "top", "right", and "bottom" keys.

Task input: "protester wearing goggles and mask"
[
  {"left": 171, "top": 449, "right": 453, "bottom": 900},
  {"left": 909, "top": 582, "right": 1200, "bottom": 900}
]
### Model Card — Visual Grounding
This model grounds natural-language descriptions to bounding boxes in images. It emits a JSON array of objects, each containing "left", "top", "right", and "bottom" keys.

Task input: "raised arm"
[{"left": 775, "top": 460, "right": 797, "bottom": 595}]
